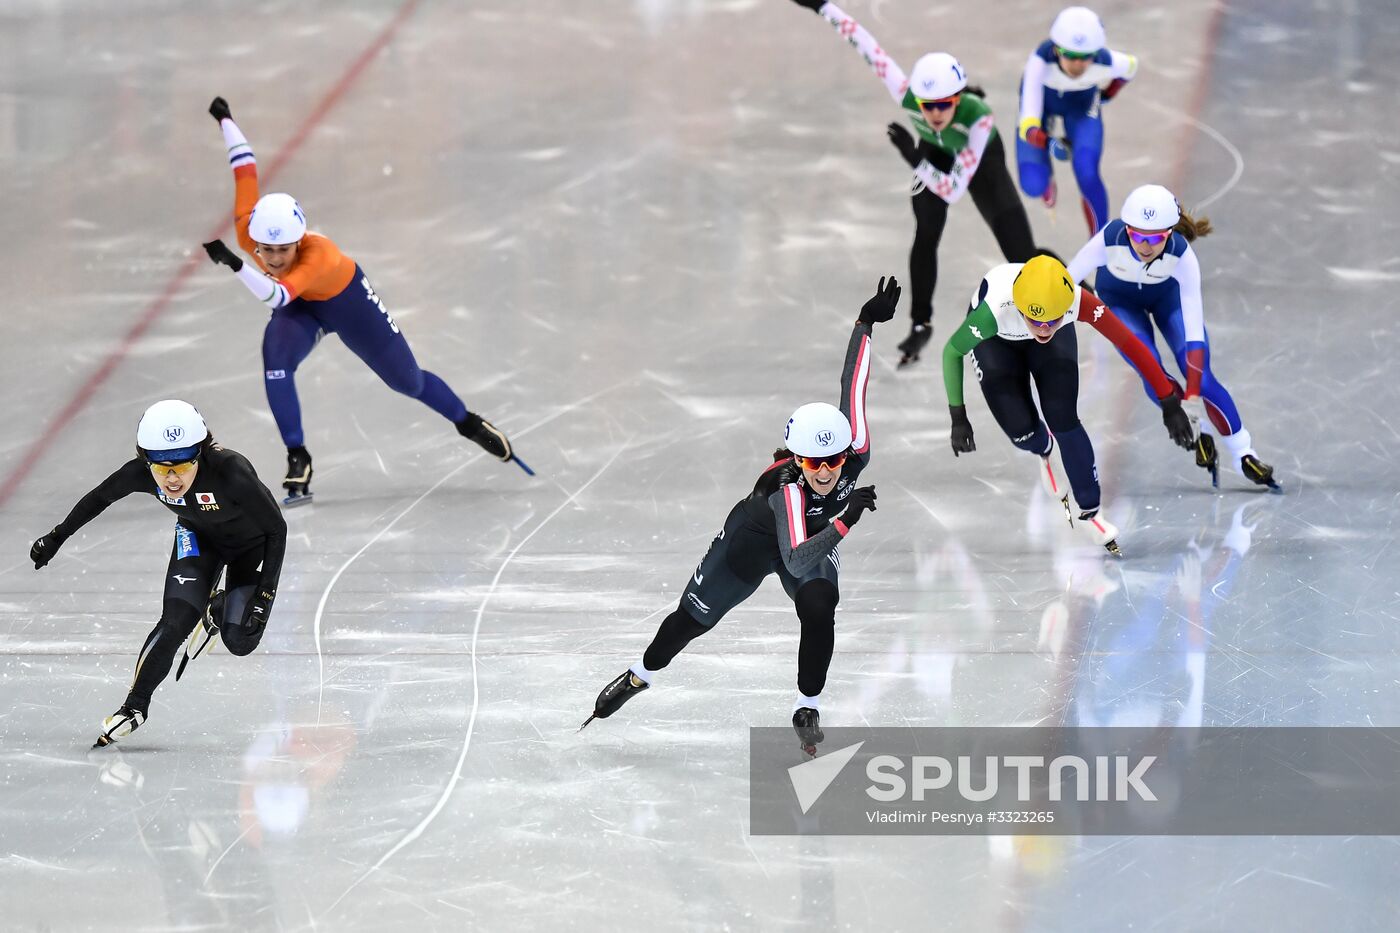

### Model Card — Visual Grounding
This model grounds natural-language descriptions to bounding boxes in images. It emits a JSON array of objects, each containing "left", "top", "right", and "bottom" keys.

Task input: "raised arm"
[
  {"left": 841, "top": 276, "right": 898, "bottom": 461},
  {"left": 208, "top": 97, "right": 260, "bottom": 256},
  {"left": 839, "top": 321, "right": 874, "bottom": 460},
  {"left": 792, "top": 0, "right": 909, "bottom": 104},
  {"left": 202, "top": 97, "right": 300, "bottom": 310}
]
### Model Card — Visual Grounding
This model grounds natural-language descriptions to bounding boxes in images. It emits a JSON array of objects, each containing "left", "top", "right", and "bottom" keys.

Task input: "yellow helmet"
[{"left": 1012, "top": 256, "right": 1076, "bottom": 322}]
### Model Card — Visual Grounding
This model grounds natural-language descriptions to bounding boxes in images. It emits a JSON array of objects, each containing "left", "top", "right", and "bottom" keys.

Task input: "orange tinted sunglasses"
[{"left": 794, "top": 451, "right": 849, "bottom": 471}]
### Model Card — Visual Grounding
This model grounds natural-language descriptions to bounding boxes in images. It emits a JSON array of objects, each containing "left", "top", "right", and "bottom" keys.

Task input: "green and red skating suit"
[
  {"left": 814, "top": 1, "right": 998, "bottom": 204},
  {"left": 940, "top": 262, "right": 1177, "bottom": 407}
]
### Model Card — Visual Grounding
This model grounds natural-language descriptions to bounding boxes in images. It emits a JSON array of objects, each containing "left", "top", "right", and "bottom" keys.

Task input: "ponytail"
[{"left": 1174, "top": 207, "right": 1213, "bottom": 242}]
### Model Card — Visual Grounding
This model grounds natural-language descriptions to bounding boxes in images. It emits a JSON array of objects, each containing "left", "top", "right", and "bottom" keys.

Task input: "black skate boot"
[
  {"left": 1194, "top": 432, "right": 1220, "bottom": 488},
  {"left": 176, "top": 589, "right": 223, "bottom": 682},
  {"left": 1241, "top": 454, "right": 1281, "bottom": 493},
  {"left": 457, "top": 412, "right": 513, "bottom": 462},
  {"left": 578, "top": 670, "right": 649, "bottom": 731},
  {"left": 282, "top": 446, "right": 313, "bottom": 507},
  {"left": 93, "top": 705, "right": 146, "bottom": 749},
  {"left": 896, "top": 323, "right": 933, "bottom": 368},
  {"left": 793, "top": 708, "right": 824, "bottom": 757}
]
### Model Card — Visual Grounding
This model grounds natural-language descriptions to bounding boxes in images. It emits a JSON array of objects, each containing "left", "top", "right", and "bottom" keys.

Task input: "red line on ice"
[{"left": 0, "top": 0, "right": 422, "bottom": 509}]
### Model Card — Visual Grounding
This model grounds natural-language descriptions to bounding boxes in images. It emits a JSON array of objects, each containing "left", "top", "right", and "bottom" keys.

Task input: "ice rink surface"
[{"left": 3, "top": 0, "right": 1398, "bottom": 929}]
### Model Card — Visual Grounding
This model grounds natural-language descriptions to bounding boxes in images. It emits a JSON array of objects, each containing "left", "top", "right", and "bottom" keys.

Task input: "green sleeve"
[{"left": 941, "top": 302, "right": 999, "bottom": 407}]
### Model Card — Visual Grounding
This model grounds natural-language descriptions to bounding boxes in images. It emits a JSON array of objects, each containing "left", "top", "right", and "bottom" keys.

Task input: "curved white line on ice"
[
  {"left": 312, "top": 380, "right": 630, "bottom": 718},
  {"left": 323, "top": 442, "right": 628, "bottom": 917},
  {"left": 1148, "top": 100, "right": 1245, "bottom": 210},
  {"left": 312, "top": 456, "right": 478, "bottom": 718}
]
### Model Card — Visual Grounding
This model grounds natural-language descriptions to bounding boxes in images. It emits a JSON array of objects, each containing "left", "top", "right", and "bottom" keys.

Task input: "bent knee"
[{"left": 795, "top": 580, "right": 839, "bottom": 621}]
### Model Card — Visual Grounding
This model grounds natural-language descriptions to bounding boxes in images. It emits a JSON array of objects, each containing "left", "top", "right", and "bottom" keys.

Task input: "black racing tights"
[
  {"left": 125, "top": 543, "right": 264, "bottom": 715},
  {"left": 909, "top": 133, "right": 1037, "bottom": 328},
  {"left": 643, "top": 580, "right": 839, "bottom": 698}
]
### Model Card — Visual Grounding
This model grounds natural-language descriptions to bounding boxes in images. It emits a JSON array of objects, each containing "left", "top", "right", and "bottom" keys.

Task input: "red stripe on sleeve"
[
  {"left": 1081, "top": 294, "right": 1175, "bottom": 399},
  {"left": 784, "top": 484, "right": 808, "bottom": 549},
  {"left": 849, "top": 334, "right": 871, "bottom": 454}
]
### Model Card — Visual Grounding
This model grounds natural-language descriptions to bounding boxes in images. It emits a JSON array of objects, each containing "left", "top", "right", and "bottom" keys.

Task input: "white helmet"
[
  {"left": 1120, "top": 184, "right": 1180, "bottom": 230},
  {"left": 908, "top": 52, "right": 968, "bottom": 101},
  {"left": 1050, "top": 7, "right": 1106, "bottom": 55},
  {"left": 784, "top": 402, "right": 853, "bottom": 458},
  {"left": 248, "top": 193, "right": 307, "bottom": 245},
  {"left": 137, "top": 399, "right": 209, "bottom": 460}
]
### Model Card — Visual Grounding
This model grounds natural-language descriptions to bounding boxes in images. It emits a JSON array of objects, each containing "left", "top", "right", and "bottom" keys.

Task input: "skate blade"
[
  {"left": 92, "top": 733, "right": 116, "bottom": 750},
  {"left": 1060, "top": 498, "right": 1075, "bottom": 527},
  {"left": 1265, "top": 479, "right": 1283, "bottom": 494},
  {"left": 1104, "top": 540, "right": 1122, "bottom": 557},
  {"left": 175, "top": 628, "right": 217, "bottom": 682},
  {"left": 510, "top": 453, "right": 536, "bottom": 477},
  {"left": 281, "top": 491, "right": 314, "bottom": 508},
  {"left": 801, "top": 743, "right": 818, "bottom": 758},
  {"left": 577, "top": 713, "right": 598, "bottom": 733},
  {"left": 897, "top": 353, "right": 919, "bottom": 368}
]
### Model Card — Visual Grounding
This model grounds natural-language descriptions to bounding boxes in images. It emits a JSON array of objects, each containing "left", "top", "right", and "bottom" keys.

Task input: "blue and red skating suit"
[
  {"left": 1067, "top": 220, "right": 1244, "bottom": 436},
  {"left": 1016, "top": 40, "right": 1137, "bottom": 233},
  {"left": 677, "top": 320, "right": 873, "bottom": 627}
]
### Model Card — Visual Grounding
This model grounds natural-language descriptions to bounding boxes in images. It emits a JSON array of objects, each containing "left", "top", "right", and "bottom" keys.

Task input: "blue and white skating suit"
[
  {"left": 1017, "top": 41, "right": 1137, "bottom": 233},
  {"left": 1067, "top": 220, "right": 1258, "bottom": 467}
]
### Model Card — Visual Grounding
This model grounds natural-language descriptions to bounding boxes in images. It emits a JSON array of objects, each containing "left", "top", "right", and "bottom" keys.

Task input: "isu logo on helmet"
[
  {"left": 164, "top": 426, "right": 184, "bottom": 443},
  {"left": 1142, "top": 207, "right": 1156, "bottom": 221},
  {"left": 1012, "top": 256, "right": 1076, "bottom": 323},
  {"left": 785, "top": 402, "right": 853, "bottom": 457},
  {"left": 267, "top": 227, "right": 283, "bottom": 240}
]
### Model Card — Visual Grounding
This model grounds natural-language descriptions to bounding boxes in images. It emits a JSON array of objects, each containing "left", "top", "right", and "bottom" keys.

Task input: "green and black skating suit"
[{"left": 803, "top": 2, "right": 1037, "bottom": 332}]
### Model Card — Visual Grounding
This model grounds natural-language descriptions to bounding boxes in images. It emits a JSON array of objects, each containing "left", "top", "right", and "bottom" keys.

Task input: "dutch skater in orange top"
[{"left": 200, "top": 97, "right": 529, "bottom": 505}]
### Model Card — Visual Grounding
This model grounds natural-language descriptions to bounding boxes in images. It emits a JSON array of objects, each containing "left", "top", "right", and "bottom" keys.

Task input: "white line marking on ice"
[
  {"left": 1147, "top": 100, "right": 1244, "bottom": 210},
  {"left": 312, "top": 381, "right": 631, "bottom": 719},
  {"left": 323, "top": 442, "right": 628, "bottom": 918}
]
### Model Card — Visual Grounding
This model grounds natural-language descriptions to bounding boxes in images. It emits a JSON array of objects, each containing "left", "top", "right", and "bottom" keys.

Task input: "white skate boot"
[{"left": 1076, "top": 509, "right": 1121, "bottom": 557}]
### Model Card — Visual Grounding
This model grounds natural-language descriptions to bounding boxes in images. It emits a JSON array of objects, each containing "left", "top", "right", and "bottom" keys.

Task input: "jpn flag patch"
[{"left": 196, "top": 492, "right": 217, "bottom": 505}]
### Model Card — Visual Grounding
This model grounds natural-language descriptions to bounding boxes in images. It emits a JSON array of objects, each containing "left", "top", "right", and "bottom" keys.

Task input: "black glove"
[
  {"left": 886, "top": 122, "right": 921, "bottom": 168},
  {"left": 1160, "top": 393, "right": 1194, "bottom": 450},
  {"left": 209, "top": 97, "right": 232, "bottom": 122},
  {"left": 789, "top": 0, "right": 825, "bottom": 10},
  {"left": 30, "top": 531, "right": 64, "bottom": 569},
  {"left": 858, "top": 276, "right": 901, "bottom": 325},
  {"left": 840, "top": 486, "right": 878, "bottom": 527},
  {"left": 241, "top": 588, "right": 275, "bottom": 631},
  {"left": 203, "top": 239, "right": 243, "bottom": 272},
  {"left": 949, "top": 405, "right": 976, "bottom": 456}
]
